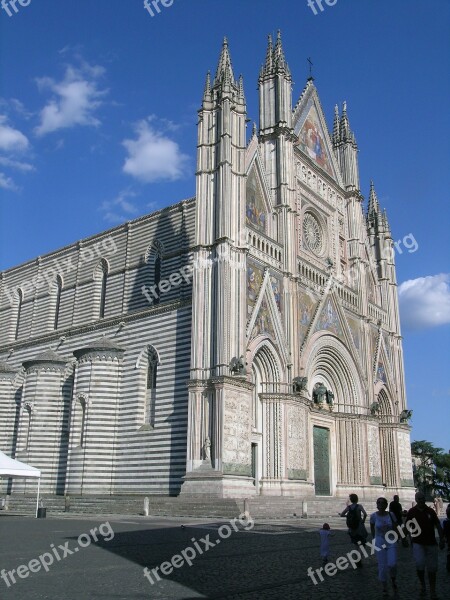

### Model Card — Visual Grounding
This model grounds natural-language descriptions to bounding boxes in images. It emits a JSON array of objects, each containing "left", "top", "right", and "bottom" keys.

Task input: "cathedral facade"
[{"left": 0, "top": 35, "right": 415, "bottom": 500}]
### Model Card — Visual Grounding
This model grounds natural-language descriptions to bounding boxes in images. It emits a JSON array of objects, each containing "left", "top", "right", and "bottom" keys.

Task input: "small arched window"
[
  {"left": 94, "top": 260, "right": 109, "bottom": 319},
  {"left": 15, "top": 289, "right": 23, "bottom": 340},
  {"left": 54, "top": 276, "right": 63, "bottom": 330},
  {"left": 145, "top": 347, "right": 158, "bottom": 427},
  {"left": 80, "top": 399, "right": 87, "bottom": 447},
  {"left": 144, "top": 242, "right": 163, "bottom": 306}
]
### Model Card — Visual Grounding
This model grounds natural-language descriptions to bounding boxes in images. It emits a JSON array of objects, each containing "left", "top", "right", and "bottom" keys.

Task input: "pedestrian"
[
  {"left": 443, "top": 504, "right": 450, "bottom": 573},
  {"left": 340, "top": 493, "right": 368, "bottom": 567},
  {"left": 319, "top": 522, "right": 334, "bottom": 566},
  {"left": 370, "top": 497, "right": 399, "bottom": 596},
  {"left": 390, "top": 494, "right": 408, "bottom": 547},
  {"left": 405, "top": 491, "right": 445, "bottom": 599}
]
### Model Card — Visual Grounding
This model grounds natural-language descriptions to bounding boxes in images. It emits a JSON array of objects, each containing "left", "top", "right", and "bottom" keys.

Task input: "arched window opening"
[
  {"left": 54, "top": 276, "right": 63, "bottom": 330},
  {"left": 145, "top": 348, "right": 158, "bottom": 426},
  {"left": 94, "top": 260, "right": 109, "bottom": 319},
  {"left": 80, "top": 399, "right": 87, "bottom": 447},
  {"left": 153, "top": 254, "right": 161, "bottom": 305},
  {"left": 15, "top": 289, "right": 23, "bottom": 340},
  {"left": 23, "top": 405, "right": 32, "bottom": 450}
]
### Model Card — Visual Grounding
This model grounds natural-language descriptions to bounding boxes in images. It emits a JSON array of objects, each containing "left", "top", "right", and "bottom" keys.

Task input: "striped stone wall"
[{"left": 0, "top": 198, "right": 195, "bottom": 495}]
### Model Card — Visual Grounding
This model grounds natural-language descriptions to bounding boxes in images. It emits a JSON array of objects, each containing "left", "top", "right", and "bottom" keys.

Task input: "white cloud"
[
  {"left": 100, "top": 189, "right": 139, "bottom": 224},
  {"left": 0, "top": 172, "right": 18, "bottom": 191},
  {"left": 0, "top": 115, "right": 32, "bottom": 192},
  {"left": 399, "top": 273, "right": 450, "bottom": 330},
  {"left": 0, "top": 156, "right": 34, "bottom": 172},
  {"left": 35, "top": 64, "right": 107, "bottom": 136},
  {"left": 0, "top": 116, "right": 29, "bottom": 152},
  {"left": 122, "top": 117, "right": 189, "bottom": 183}
]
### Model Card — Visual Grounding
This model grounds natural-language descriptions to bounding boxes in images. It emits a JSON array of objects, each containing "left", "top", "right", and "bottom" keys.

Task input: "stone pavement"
[{"left": 0, "top": 514, "right": 448, "bottom": 599}]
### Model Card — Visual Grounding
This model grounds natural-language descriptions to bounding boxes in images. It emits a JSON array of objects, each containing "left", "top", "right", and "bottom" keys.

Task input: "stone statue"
[
  {"left": 229, "top": 355, "right": 246, "bottom": 376},
  {"left": 313, "top": 382, "right": 327, "bottom": 405},
  {"left": 326, "top": 390, "right": 334, "bottom": 405},
  {"left": 202, "top": 436, "right": 211, "bottom": 460},
  {"left": 399, "top": 409, "right": 413, "bottom": 423},
  {"left": 370, "top": 402, "right": 380, "bottom": 416},
  {"left": 293, "top": 376, "right": 308, "bottom": 394}
]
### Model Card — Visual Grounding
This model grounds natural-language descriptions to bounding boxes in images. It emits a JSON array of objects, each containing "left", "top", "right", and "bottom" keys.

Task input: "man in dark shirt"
[
  {"left": 390, "top": 495, "right": 408, "bottom": 546},
  {"left": 406, "top": 491, "right": 445, "bottom": 599}
]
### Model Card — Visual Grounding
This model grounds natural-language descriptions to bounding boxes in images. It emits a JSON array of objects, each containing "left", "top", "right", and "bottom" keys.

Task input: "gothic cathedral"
[{"left": 0, "top": 35, "right": 414, "bottom": 501}]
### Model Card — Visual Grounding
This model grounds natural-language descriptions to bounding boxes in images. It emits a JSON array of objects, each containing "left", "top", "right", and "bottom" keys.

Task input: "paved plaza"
[{"left": 0, "top": 513, "right": 449, "bottom": 599}]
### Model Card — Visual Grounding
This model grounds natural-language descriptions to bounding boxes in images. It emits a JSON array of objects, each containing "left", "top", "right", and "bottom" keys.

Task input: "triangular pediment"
[
  {"left": 293, "top": 82, "right": 342, "bottom": 184},
  {"left": 245, "top": 151, "right": 272, "bottom": 234},
  {"left": 301, "top": 284, "right": 367, "bottom": 384},
  {"left": 374, "top": 334, "right": 393, "bottom": 384},
  {"left": 313, "top": 294, "right": 345, "bottom": 340},
  {"left": 344, "top": 311, "right": 363, "bottom": 357},
  {"left": 247, "top": 269, "right": 289, "bottom": 365}
]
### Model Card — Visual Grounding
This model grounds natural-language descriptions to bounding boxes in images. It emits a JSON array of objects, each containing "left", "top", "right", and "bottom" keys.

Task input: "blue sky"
[{"left": 1, "top": 0, "right": 449, "bottom": 450}]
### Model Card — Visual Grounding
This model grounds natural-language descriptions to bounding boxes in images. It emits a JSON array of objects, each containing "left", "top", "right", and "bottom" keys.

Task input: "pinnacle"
[{"left": 214, "top": 36, "right": 235, "bottom": 87}]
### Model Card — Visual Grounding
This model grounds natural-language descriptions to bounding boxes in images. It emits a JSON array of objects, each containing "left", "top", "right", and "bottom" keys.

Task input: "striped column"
[
  {"left": 14, "top": 350, "right": 67, "bottom": 494},
  {"left": 66, "top": 337, "right": 124, "bottom": 494}
]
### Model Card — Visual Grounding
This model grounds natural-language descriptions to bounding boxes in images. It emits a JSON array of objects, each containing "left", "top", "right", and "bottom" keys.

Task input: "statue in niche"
[
  {"left": 202, "top": 437, "right": 211, "bottom": 460},
  {"left": 293, "top": 376, "right": 308, "bottom": 394},
  {"left": 229, "top": 356, "right": 247, "bottom": 376},
  {"left": 313, "top": 382, "right": 327, "bottom": 405},
  {"left": 326, "top": 390, "right": 334, "bottom": 405}
]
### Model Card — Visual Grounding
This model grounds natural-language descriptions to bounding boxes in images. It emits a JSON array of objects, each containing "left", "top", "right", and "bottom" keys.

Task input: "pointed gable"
[
  {"left": 314, "top": 296, "right": 345, "bottom": 340},
  {"left": 246, "top": 162, "right": 270, "bottom": 233},
  {"left": 293, "top": 82, "right": 342, "bottom": 184},
  {"left": 247, "top": 269, "right": 290, "bottom": 366},
  {"left": 247, "top": 261, "right": 264, "bottom": 320}
]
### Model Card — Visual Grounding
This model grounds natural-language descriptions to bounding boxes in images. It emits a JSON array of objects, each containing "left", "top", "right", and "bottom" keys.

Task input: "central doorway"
[{"left": 313, "top": 426, "right": 331, "bottom": 496}]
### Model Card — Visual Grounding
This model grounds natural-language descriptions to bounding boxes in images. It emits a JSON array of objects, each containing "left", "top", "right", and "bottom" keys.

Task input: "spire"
[
  {"left": 339, "top": 101, "right": 350, "bottom": 141},
  {"left": 273, "top": 30, "right": 291, "bottom": 78},
  {"left": 259, "top": 31, "right": 291, "bottom": 82},
  {"left": 238, "top": 74, "right": 245, "bottom": 102},
  {"left": 263, "top": 34, "right": 273, "bottom": 76},
  {"left": 332, "top": 104, "right": 340, "bottom": 146},
  {"left": 368, "top": 181, "right": 380, "bottom": 219},
  {"left": 214, "top": 37, "right": 235, "bottom": 87},
  {"left": 252, "top": 121, "right": 257, "bottom": 137},
  {"left": 203, "top": 71, "right": 211, "bottom": 102},
  {"left": 382, "top": 208, "right": 391, "bottom": 235}
]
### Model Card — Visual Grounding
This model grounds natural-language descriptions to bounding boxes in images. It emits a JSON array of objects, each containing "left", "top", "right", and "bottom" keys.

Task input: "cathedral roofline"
[{"left": 1, "top": 196, "right": 196, "bottom": 276}]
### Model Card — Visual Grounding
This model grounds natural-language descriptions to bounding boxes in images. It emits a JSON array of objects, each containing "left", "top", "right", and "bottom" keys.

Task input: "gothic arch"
[
  {"left": 305, "top": 333, "right": 365, "bottom": 413},
  {"left": 247, "top": 337, "right": 284, "bottom": 388}
]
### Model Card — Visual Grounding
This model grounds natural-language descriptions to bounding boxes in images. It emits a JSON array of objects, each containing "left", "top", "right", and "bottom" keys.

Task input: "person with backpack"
[
  {"left": 340, "top": 493, "right": 368, "bottom": 566},
  {"left": 370, "top": 497, "right": 399, "bottom": 596}
]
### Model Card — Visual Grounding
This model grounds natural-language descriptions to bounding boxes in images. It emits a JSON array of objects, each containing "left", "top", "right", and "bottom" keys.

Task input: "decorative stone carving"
[
  {"left": 287, "top": 405, "right": 307, "bottom": 480},
  {"left": 397, "top": 430, "right": 414, "bottom": 486},
  {"left": 370, "top": 401, "right": 380, "bottom": 416},
  {"left": 367, "top": 424, "right": 382, "bottom": 484},
  {"left": 399, "top": 409, "right": 412, "bottom": 423},
  {"left": 292, "top": 376, "right": 308, "bottom": 394},
  {"left": 223, "top": 393, "right": 251, "bottom": 475},
  {"left": 202, "top": 436, "right": 211, "bottom": 460},
  {"left": 229, "top": 356, "right": 247, "bottom": 376},
  {"left": 313, "top": 382, "right": 327, "bottom": 405}
]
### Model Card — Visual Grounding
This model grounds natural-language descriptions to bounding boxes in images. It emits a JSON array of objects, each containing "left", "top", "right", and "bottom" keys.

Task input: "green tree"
[{"left": 411, "top": 440, "right": 450, "bottom": 501}]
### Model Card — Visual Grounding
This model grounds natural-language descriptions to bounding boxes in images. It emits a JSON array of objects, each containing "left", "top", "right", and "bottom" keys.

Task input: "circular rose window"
[{"left": 303, "top": 213, "right": 324, "bottom": 255}]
